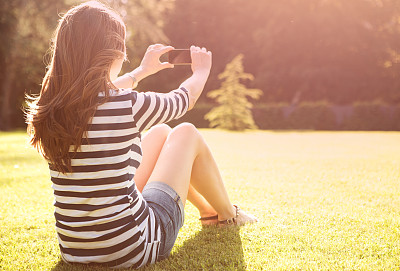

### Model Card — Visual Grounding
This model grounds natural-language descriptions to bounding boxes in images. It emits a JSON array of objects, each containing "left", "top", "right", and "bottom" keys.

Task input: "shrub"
[
  {"left": 253, "top": 103, "right": 289, "bottom": 130},
  {"left": 341, "top": 101, "right": 396, "bottom": 131},
  {"left": 287, "top": 101, "right": 337, "bottom": 130}
]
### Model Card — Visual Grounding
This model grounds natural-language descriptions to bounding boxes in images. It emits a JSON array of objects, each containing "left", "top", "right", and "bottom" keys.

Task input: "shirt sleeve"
[{"left": 130, "top": 87, "right": 190, "bottom": 132}]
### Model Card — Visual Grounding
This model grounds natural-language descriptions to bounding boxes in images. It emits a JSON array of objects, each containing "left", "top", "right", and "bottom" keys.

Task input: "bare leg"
[
  {"left": 188, "top": 185, "right": 217, "bottom": 218},
  {"left": 134, "top": 124, "right": 170, "bottom": 192},
  {"left": 147, "top": 123, "right": 236, "bottom": 221},
  {"left": 134, "top": 124, "right": 217, "bottom": 218},
  {"left": 137, "top": 123, "right": 256, "bottom": 224}
]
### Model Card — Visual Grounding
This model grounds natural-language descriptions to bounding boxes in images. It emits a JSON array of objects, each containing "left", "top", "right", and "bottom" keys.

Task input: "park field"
[{"left": 0, "top": 130, "right": 399, "bottom": 270}]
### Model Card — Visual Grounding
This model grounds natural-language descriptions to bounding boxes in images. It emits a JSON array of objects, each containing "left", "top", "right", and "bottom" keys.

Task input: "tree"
[
  {"left": 0, "top": 0, "right": 173, "bottom": 130},
  {"left": 205, "top": 54, "right": 262, "bottom": 130},
  {"left": 165, "top": 0, "right": 400, "bottom": 104},
  {"left": 0, "top": 0, "right": 68, "bottom": 130}
]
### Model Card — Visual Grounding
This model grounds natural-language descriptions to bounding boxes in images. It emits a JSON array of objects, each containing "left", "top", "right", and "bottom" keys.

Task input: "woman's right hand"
[
  {"left": 190, "top": 45, "right": 212, "bottom": 77},
  {"left": 138, "top": 44, "right": 175, "bottom": 77}
]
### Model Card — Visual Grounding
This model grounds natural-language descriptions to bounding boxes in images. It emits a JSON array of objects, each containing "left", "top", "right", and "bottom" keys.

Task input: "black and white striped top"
[{"left": 50, "top": 87, "right": 189, "bottom": 269}]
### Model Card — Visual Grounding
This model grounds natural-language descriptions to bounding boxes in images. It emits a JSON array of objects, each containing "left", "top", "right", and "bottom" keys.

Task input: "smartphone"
[{"left": 168, "top": 49, "right": 191, "bottom": 65}]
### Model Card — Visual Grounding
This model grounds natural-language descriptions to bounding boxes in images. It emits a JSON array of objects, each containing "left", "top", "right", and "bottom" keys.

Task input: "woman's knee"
[
  {"left": 172, "top": 123, "right": 198, "bottom": 136},
  {"left": 142, "top": 124, "right": 172, "bottom": 145},
  {"left": 170, "top": 123, "right": 201, "bottom": 144},
  {"left": 149, "top": 124, "right": 172, "bottom": 138}
]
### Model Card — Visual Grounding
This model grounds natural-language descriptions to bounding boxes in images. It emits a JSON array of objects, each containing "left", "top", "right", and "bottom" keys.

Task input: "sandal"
[
  {"left": 218, "top": 205, "right": 239, "bottom": 226},
  {"left": 218, "top": 205, "right": 258, "bottom": 227},
  {"left": 199, "top": 214, "right": 218, "bottom": 226}
]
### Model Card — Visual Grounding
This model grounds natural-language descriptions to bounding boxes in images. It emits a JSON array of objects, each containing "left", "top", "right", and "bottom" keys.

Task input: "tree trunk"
[
  {"left": 0, "top": 0, "right": 21, "bottom": 131},
  {"left": 0, "top": 54, "right": 17, "bottom": 131}
]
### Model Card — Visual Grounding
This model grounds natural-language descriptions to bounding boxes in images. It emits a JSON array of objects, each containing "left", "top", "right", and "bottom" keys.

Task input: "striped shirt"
[{"left": 50, "top": 87, "right": 189, "bottom": 269}]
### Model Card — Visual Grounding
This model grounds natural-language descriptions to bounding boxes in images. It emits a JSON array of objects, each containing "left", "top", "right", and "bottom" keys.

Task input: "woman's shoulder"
[
  {"left": 96, "top": 88, "right": 136, "bottom": 109},
  {"left": 98, "top": 88, "right": 133, "bottom": 97}
]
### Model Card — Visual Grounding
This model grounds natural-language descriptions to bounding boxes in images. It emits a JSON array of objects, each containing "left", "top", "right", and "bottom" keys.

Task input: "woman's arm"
[
  {"left": 112, "top": 67, "right": 149, "bottom": 89},
  {"left": 112, "top": 44, "right": 175, "bottom": 89},
  {"left": 180, "top": 46, "right": 212, "bottom": 110},
  {"left": 113, "top": 44, "right": 212, "bottom": 111}
]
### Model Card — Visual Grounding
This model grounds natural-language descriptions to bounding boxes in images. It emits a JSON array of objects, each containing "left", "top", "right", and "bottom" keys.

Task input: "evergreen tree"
[{"left": 205, "top": 54, "right": 262, "bottom": 131}]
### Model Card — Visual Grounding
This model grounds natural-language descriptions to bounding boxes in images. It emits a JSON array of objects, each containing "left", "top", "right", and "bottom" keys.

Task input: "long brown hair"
[{"left": 26, "top": 1, "right": 126, "bottom": 173}]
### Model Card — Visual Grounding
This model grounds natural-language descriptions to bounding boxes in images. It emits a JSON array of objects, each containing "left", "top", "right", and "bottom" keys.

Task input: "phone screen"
[{"left": 168, "top": 49, "right": 191, "bottom": 65}]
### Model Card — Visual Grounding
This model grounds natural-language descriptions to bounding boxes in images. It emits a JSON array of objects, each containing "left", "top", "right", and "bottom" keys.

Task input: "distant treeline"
[
  {"left": 1, "top": 0, "right": 399, "bottom": 130},
  {"left": 161, "top": 0, "right": 400, "bottom": 105},
  {"left": 170, "top": 102, "right": 400, "bottom": 131}
]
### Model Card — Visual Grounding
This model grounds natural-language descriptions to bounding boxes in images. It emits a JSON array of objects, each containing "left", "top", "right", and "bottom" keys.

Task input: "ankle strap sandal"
[
  {"left": 218, "top": 205, "right": 239, "bottom": 226},
  {"left": 199, "top": 214, "right": 218, "bottom": 226}
]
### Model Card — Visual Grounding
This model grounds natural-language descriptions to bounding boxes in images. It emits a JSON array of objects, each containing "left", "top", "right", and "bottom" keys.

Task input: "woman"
[{"left": 26, "top": 1, "right": 256, "bottom": 269}]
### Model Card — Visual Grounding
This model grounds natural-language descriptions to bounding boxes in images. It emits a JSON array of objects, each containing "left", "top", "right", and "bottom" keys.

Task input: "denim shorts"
[{"left": 141, "top": 181, "right": 185, "bottom": 261}]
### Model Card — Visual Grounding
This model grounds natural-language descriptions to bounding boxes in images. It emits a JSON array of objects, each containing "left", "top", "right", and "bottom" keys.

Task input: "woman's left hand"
[{"left": 138, "top": 44, "right": 175, "bottom": 77}]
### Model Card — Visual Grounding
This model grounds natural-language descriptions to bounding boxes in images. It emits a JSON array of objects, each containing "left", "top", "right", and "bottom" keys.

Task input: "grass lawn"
[{"left": 0, "top": 130, "right": 399, "bottom": 270}]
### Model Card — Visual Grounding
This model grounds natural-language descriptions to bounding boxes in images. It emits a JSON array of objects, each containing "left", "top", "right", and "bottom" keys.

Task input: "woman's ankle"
[
  {"left": 217, "top": 205, "right": 236, "bottom": 221},
  {"left": 198, "top": 206, "right": 217, "bottom": 218}
]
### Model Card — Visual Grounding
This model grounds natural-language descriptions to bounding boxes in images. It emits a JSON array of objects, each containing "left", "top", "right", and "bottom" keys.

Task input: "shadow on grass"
[
  {"left": 50, "top": 226, "right": 245, "bottom": 271},
  {"left": 148, "top": 226, "right": 245, "bottom": 270}
]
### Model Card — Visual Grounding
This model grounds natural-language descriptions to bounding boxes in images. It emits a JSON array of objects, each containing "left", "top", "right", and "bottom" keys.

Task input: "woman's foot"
[
  {"left": 218, "top": 205, "right": 258, "bottom": 227},
  {"left": 235, "top": 208, "right": 258, "bottom": 226}
]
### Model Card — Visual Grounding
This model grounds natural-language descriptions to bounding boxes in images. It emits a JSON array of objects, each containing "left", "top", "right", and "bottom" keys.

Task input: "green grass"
[{"left": 1, "top": 130, "right": 399, "bottom": 270}]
